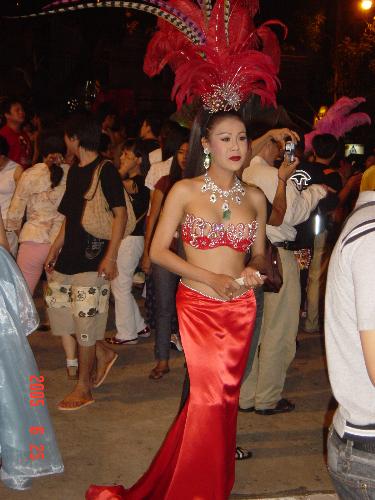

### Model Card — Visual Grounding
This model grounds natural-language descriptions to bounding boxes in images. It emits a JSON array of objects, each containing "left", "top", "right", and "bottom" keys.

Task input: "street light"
[{"left": 360, "top": 0, "right": 373, "bottom": 10}]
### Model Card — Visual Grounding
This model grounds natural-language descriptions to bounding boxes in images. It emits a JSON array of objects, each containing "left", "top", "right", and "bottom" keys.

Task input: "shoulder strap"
[
  {"left": 341, "top": 222, "right": 375, "bottom": 250},
  {"left": 340, "top": 201, "right": 375, "bottom": 251},
  {"left": 340, "top": 201, "right": 375, "bottom": 232},
  {"left": 84, "top": 159, "right": 110, "bottom": 201}
]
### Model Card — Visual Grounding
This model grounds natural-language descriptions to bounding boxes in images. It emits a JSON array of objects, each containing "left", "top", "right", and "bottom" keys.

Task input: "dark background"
[{"left": 0, "top": 1, "right": 374, "bottom": 143}]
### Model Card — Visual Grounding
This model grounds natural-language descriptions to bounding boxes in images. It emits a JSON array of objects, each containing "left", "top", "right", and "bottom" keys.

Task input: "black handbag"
[{"left": 262, "top": 238, "right": 283, "bottom": 293}]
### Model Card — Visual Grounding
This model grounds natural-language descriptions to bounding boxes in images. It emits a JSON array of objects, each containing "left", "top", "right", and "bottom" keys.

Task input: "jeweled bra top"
[{"left": 181, "top": 213, "right": 258, "bottom": 253}]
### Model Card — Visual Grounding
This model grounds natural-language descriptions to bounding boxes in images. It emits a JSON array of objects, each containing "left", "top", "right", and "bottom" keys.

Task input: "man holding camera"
[{"left": 241, "top": 132, "right": 328, "bottom": 414}]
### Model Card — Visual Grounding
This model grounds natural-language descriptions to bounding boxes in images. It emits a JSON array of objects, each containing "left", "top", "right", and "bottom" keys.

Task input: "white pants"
[{"left": 111, "top": 236, "right": 146, "bottom": 341}]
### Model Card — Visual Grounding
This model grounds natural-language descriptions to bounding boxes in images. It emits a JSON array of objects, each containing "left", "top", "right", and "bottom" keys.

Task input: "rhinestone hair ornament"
[{"left": 8, "top": 1, "right": 286, "bottom": 113}]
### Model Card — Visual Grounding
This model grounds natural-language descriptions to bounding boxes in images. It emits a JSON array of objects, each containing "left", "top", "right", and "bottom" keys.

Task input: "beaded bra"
[{"left": 181, "top": 213, "right": 258, "bottom": 253}]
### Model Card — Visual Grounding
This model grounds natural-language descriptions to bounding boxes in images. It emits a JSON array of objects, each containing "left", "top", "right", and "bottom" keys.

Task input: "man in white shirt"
[
  {"left": 325, "top": 191, "right": 375, "bottom": 497},
  {"left": 241, "top": 137, "right": 327, "bottom": 414}
]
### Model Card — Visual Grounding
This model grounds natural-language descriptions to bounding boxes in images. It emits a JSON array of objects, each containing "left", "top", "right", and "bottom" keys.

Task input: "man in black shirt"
[
  {"left": 45, "top": 114, "right": 126, "bottom": 411},
  {"left": 291, "top": 133, "right": 342, "bottom": 333},
  {"left": 138, "top": 114, "right": 162, "bottom": 176}
]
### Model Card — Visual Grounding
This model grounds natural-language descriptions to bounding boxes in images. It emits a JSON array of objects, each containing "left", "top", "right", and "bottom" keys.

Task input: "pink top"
[{"left": 181, "top": 213, "right": 258, "bottom": 253}]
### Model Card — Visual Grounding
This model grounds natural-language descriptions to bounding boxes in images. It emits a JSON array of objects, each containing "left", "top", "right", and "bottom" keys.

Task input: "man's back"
[{"left": 325, "top": 191, "right": 375, "bottom": 436}]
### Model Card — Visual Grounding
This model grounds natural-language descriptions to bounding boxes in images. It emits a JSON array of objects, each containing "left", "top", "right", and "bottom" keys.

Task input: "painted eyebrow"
[{"left": 215, "top": 131, "right": 247, "bottom": 135}]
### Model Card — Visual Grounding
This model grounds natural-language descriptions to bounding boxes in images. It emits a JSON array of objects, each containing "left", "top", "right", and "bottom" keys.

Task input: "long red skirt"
[{"left": 86, "top": 282, "right": 256, "bottom": 500}]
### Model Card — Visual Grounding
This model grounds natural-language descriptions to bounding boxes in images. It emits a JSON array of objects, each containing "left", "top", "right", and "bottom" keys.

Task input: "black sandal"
[{"left": 235, "top": 446, "right": 252, "bottom": 460}]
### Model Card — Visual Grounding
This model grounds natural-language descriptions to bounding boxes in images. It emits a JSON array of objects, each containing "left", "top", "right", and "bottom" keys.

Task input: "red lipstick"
[{"left": 229, "top": 156, "right": 241, "bottom": 161}]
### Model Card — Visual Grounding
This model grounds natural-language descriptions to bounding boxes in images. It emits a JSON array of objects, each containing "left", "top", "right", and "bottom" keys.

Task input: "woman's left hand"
[
  {"left": 240, "top": 267, "right": 265, "bottom": 288},
  {"left": 98, "top": 258, "right": 118, "bottom": 281}
]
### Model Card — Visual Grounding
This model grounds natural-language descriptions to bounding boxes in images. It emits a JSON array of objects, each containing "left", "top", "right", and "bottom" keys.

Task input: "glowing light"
[{"left": 360, "top": 0, "right": 373, "bottom": 11}]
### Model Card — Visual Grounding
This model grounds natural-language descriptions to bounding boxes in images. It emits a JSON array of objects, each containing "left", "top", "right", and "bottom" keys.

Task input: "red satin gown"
[{"left": 86, "top": 215, "right": 258, "bottom": 500}]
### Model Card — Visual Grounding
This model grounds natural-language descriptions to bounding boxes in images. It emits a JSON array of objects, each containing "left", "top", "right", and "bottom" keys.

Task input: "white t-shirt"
[
  {"left": 325, "top": 191, "right": 375, "bottom": 437},
  {"left": 149, "top": 148, "right": 162, "bottom": 166},
  {"left": 145, "top": 157, "right": 173, "bottom": 191}
]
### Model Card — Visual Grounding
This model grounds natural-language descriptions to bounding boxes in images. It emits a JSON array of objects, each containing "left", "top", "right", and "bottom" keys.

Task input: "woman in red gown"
[{"left": 86, "top": 110, "right": 267, "bottom": 500}]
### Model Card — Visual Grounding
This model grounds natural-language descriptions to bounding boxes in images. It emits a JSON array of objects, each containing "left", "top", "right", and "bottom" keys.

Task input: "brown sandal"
[{"left": 149, "top": 367, "right": 170, "bottom": 380}]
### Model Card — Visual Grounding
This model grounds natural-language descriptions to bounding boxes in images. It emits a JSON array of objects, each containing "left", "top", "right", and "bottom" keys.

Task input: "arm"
[
  {"left": 45, "top": 219, "right": 66, "bottom": 273},
  {"left": 150, "top": 181, "right": 240, "bottom": 299},
  {"left": 241, "top": 188, "right": 267, "bottom": 287},
  {"left": 141, "top": 188, "right": 163, "bottom": 274},
  {"left": 251, "top": 128, "right": 300, "bottom": 159},
  {"left": 0, "top": 212, "right": 10, "bottom": 251},
  {"left": 268, "top": 158, "right": 299, "bottom": 226},
  {"left": 6, "top": 172, "right": 29, "bottom": 232},
  {"left": 353, "top": 233, "right": 375, "bottom": 385},
  {"left": 360, "top": 331, "right": 375, "bottom": 385},
  {"left": 98, "top": 205, "right": 127, "bottom": 280}
]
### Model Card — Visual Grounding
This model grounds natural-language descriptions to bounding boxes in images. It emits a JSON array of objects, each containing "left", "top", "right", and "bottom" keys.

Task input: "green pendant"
[{"left": 223, "top": 208, "right": 231, "bottom": 220}]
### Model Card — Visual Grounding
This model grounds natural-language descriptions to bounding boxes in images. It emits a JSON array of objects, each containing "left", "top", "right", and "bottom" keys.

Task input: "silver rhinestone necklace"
[{"left": 201, "top": 172, "right": 246, "bottom": 220}]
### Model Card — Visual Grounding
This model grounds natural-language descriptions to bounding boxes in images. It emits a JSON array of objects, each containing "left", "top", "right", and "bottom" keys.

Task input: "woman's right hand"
[
  {"left": 208, "top": 273, "right": 241, "bottom": 300},
  {"left": 44, "top": 246, "right": 59, "bottom": 274},
  {"left": 141, "top": 252, "right": 152, "bottom": 275}
]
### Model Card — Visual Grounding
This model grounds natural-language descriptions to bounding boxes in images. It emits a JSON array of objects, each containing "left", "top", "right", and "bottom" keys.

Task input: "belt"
[
  {"left": 272, "top": 240, "right": 297, "bottom": 251},
  {"left": 333, "top": 429, "right": 375, "bottom": 454}
]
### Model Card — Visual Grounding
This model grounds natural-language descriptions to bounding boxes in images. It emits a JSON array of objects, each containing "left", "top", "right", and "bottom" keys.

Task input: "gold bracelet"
[
  {"left": 105, "top": 256, "right": 117, "bottom": 262},
  {"left": 278, "top": 175, "right": 287, "bottom": 184}
]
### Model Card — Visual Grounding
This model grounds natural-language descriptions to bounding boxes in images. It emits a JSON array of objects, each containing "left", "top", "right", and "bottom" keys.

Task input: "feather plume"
[{"left": 305, "top": 97, "right": 371, "bottom": 152}]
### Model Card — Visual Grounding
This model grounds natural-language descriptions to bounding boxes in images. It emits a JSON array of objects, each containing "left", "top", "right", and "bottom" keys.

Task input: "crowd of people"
[{"left": 0, "top": 94, "right": 375, "bottom": 498}]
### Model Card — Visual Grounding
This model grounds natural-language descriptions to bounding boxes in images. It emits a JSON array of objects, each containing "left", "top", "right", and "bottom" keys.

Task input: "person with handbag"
[
  {"left": 241, "top": 133, "right": 329, "bottom": 415},
  {"left": 44, "top": 114, "right": 126, "bottom": 411},
  {"left": 106, "top": 139, "right": 150, "bottom": 345}
]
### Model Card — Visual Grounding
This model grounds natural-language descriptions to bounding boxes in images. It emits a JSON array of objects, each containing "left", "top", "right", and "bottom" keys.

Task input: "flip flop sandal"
[
  {"left": 235, "top": 446, "right": 253, "bottom": 460},
  {"left": 57, "top": 399, "right": 95, "bottom": 411},
  {"left": 105, "top": 337, "right": 138, "bottom": 345},
  {"left": 93, "top": 353, "right": 119, "bottom": 388}
]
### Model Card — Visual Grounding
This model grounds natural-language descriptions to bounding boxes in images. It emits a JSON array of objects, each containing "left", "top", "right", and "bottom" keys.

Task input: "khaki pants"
[
  {"left": 305, "top": 230, "right": 331, "bottom": 332},
  {"left": 240, "top": 248, "right": 301, "bottom": 409}
]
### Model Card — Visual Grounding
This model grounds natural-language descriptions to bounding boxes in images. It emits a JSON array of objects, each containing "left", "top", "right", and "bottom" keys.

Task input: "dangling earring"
[{"left": 203, "top": 148, "right": 210, "bottom": 170}]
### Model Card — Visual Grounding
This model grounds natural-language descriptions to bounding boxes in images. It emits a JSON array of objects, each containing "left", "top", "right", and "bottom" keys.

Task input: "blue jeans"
[
  {"left": 152, "top": 264, "right": 179, "bottom": 361},
  {"left": 327, "top": 426, "right": 375, "bottom": 499}
]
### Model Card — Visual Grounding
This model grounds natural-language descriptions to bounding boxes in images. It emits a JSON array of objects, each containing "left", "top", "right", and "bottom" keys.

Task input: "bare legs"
[
  {"left": 58, "top": 340, "right": 117, "bottom": 410},
  {"left": 61, "top": 334, "right": 78, "bottom": 379}
]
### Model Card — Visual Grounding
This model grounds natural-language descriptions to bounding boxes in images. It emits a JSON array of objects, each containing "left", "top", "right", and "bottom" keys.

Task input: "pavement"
[{"left": 1, "top": 290, "right": 338, "bottom": 500}]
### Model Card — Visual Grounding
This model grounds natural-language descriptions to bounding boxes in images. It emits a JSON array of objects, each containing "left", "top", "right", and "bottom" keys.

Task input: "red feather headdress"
[{"left": 8, "top": 0, "right": 286, "bottom": 112}]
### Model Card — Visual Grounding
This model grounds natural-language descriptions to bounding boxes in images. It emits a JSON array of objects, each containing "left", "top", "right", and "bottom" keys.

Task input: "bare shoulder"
[{"left": 169, "top": 178, "right": 201, "bottom": 197}]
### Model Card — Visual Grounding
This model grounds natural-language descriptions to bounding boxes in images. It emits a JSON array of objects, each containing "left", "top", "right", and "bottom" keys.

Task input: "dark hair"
[
  {"left": 0, "top": 136, "right": 9, "bottom": 156},
  {"left": 122, "top": 138, "right": 144, "bottom": 158},
  {"left": 99, "top": 133, "right": 111, "bottom": 154},
  {"left": 96, "top": 102, "right": 116, "bottom": 126},
  {"left": 143, "top": 114, "right": 163, "bottom": 138},
  {"left": 64, "top": 113, "right": 101, "bottom": 152},
  {"left": 162, "top": 122, "right": 190, "bottom": 161},
  {"left": 38, "top": 129, "right": 66, "bottom": 189},
  {"left": 38, "top": 129, "right": 66, "bottom": 158},
  {"left": 1, "top": 98, "right": 23, "bottom": 117},
  {"left": 185, "top": 109, "right": 246, "bottom": 178},
  {"left": 169, "top": 139, "right": 190, "bottom": 186},
  {"left": 312, "top": 134, "right": 339, "bottom": 160}
]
